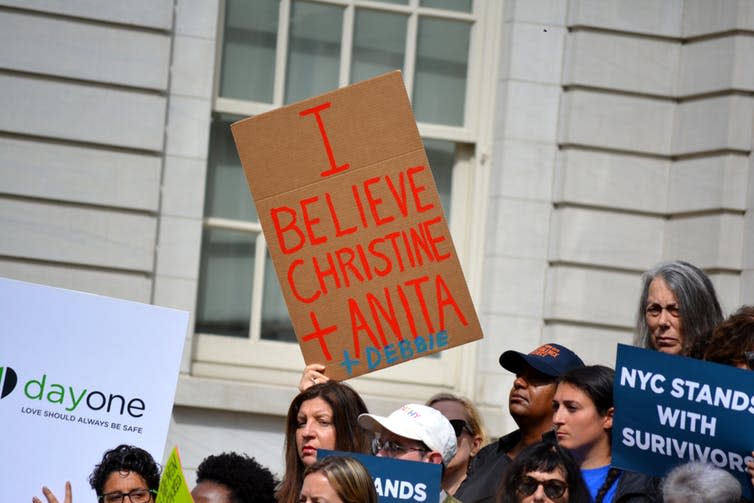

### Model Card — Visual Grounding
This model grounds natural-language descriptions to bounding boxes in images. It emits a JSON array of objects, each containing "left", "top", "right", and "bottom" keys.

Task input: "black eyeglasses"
[
  {"left": 744, "top": 351, "right": 754, "bottom": 370},
  {"left": 516, "top": 476, "right": 568, "bottom": 499},
  {"left": 98, "top": 489, "right": 156, "bottom": 503},
  {"left": 372, "top": 437, "right": 429, "bottom": 457},
  {"left": 449, "top": 419, "right": 472, "bottom": 437}
]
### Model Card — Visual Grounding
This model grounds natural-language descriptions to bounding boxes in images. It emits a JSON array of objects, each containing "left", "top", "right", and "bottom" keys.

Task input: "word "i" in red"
[{"left": 299, "top": 102, "right": 350, "bottom": 177}]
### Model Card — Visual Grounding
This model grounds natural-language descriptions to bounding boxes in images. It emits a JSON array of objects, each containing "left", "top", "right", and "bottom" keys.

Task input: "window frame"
[{"left": 194, "top": 0, "right": 499, "bottom": 394}]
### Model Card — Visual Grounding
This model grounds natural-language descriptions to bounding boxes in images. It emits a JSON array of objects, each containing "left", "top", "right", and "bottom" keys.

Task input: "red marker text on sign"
[
  {"left": 285, "top": 216, "right": 450, "bottom": 304},
  {"left": 302, "top": 310, "right": 338, "bottom": 361},
  {"left": 270, "top": 166, "right": 436, "bottom": 254},
  {"left": 302, "top": 272, "right": 468, "bottom": 361},
  {"left": 299, "top": 102, "right": 350, "bottom": 177},
  {"left": 343, "top": 273, "right": 468, "bottom": 359}
]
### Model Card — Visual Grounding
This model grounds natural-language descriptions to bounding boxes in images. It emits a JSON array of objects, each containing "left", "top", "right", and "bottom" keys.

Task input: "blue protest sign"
[
  {"left": 613, "top": 344, "right": 754, "bottom": 498},
  {"left": 317, "top": 449, "right": 441, "bottom": 503}
]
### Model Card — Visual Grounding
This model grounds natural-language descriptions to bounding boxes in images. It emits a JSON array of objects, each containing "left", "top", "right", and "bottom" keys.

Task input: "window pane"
[
  {"left": 351, "top": 9, "right": 407, "bottom": 83},
  {"left": 420, "top": 0, "right": 472, "bottom": 13},
  {"left": 285, "top": 1, "right": 343, "bottom": 103},
  {"left": 424, "top": 139, "right": 453, "bottom": 219},
  {"left": 205, "top": 114, "right": 258, "bottom": 222},
  {"left": 261, "top": 252, "right": 296, "bottom": 342},
  {"left": 219, "top": 0, "right": 279, "bottom": 102},
  {"left": 413, "top": 18, "right": 470, "bottom": 126},
  {"left": 196, "top": 228, "right": 256, "bottom": 338}
]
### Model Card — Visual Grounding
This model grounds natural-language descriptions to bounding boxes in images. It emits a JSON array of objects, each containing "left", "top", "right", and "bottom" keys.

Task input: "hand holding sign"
[
  {"left": 231, "top": 71, "right": 483, "bottom": 380},
  {"left": 299, "top": 363, "right": 330, "bottom": 392}
]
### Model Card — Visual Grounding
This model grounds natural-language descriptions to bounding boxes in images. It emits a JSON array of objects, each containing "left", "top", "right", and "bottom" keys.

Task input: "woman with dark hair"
[
  {"left": 276, "top": 381, "right": 370, "bottom": 503},
  {"left": 497, "top": 440, "right": 590, "bottom": 503},
  {"left": 300, "top": 455, "right": 378, "bottom": 503},
  {"left": 33, "top": 444, "right": 161, "bottom": 503},
  {"left": 192, "top": 451, "right": 277, "bottom": 503},
  {"left": 88, "top": 444, "right": 161, "bottom": 500},
  {"left": 702, "top": 305, "right": 754, "bottom": 491},
  {"left": 553, "top": 366, "right": 660, "bottom": 503},
  {"left": 703, "top": 305, "right": 754, "bottom": 369},
  {"left": 635, "top": 260, "right": 723, "bottom": 358}
]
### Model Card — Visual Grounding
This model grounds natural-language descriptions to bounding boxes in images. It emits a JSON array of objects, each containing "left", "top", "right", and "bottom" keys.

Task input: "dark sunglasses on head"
[
  {"left": 449, "top": 419, "right": 472, "bottom": 437},
  {"left": 516, "top": 476, "right": 568, "bottom": 499}
]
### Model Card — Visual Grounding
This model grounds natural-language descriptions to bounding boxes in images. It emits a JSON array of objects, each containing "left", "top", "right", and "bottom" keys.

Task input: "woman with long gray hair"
[{"left": 634, "top": 260, "right": 723, "bottom": 358}]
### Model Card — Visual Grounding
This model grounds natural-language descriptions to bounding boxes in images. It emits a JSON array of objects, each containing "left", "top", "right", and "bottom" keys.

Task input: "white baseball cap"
[{"left": 358, "top": 403, "right": 457, "bottom": 466}]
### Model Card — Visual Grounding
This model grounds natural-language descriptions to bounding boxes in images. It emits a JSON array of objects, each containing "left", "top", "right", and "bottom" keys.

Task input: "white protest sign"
[{"left": 0, "top": 277, "right": 188, "bottom": 501}]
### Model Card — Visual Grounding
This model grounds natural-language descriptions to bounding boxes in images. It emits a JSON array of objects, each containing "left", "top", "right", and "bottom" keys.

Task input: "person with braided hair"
[{"left": 552, "top": 366, "right": 661, "bottom": 503}]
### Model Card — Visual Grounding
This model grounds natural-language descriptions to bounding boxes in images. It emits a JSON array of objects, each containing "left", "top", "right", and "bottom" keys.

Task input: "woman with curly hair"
[
  {"left": 33, "top": 444, "right": 161, "bottom": 503},
  {"left": 88, "top": 444, "right": 161, "bottom": 502},
  {"left": 193, "top": 451, "right": 277, "bottom": 503},
  {"left": 703, "top": 305, "right": 754, "bottom": 369}
]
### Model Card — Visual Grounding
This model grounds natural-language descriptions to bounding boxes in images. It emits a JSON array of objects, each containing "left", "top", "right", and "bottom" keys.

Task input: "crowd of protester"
[{"left": 33, "top": 260, "right": 754, "bottom": 503}]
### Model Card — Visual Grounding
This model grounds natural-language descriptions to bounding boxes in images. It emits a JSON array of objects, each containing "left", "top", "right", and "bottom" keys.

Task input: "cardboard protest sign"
[
  {"left": 231, "top": 70, "right": 483, "bottom": 380},
  {"left": 318, "top": 449, "right": 441, "bottom": 503},
  {"left": 613, "top": 344, "right": 754, "bottom": 498},
  {"left": 0, "top": 277, "right": 188, "bottom": 502},
  {"left": 157, "top": 447, "right": 194, "bottom": 503}
]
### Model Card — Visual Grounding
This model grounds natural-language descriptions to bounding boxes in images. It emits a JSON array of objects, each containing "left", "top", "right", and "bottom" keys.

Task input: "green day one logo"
[{"left": 0, "top": 366, "right": 18, "bottom": 399}]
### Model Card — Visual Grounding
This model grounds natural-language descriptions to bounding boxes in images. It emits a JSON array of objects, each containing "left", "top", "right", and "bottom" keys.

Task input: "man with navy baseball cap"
[{"left": 454, "top": 343, "right": 584, "bottom": 503}]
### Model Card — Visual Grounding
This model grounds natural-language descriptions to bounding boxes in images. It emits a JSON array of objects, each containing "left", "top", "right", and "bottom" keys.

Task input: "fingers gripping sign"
[{"left": 299, "top": 363, "right": 330, "bottom": 392}]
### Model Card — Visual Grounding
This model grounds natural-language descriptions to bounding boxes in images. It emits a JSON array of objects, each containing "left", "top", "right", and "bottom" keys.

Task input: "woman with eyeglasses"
[
  {"left": 299, "top": 455, "right": 378, "bottom": 503},
  {"left": 427, "top": 392, "right": 488, "bottom": 496},
  {"left": 276, "top": 381, "right": 371, "bottom": 503},
  {"left": 635, "top": 261, "right": 723, "bottom": 358},
  {"left": 497, "top": 440, "right": 590, "bottom": 503},
  {"left": 33, "top": 444, "right": 161, "bottom": 503},
  {"left": 552, "top": 366, "right": 661, "bottom": 503}
]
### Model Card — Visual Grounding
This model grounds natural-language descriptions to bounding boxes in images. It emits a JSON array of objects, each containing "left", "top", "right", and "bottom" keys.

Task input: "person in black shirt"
[{"left": 454, "top": 343, "right": 584, "bottom": 503}]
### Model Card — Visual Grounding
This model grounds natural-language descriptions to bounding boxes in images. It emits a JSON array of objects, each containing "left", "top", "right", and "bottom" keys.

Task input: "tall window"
[{"left": 196, "top": 0, "right": 486, "bottom": 385}]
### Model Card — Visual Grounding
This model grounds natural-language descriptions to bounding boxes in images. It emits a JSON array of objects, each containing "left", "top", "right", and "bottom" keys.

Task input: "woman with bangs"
[{"left": 497, "top": 440, "right": 590, "bottom": 503}]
